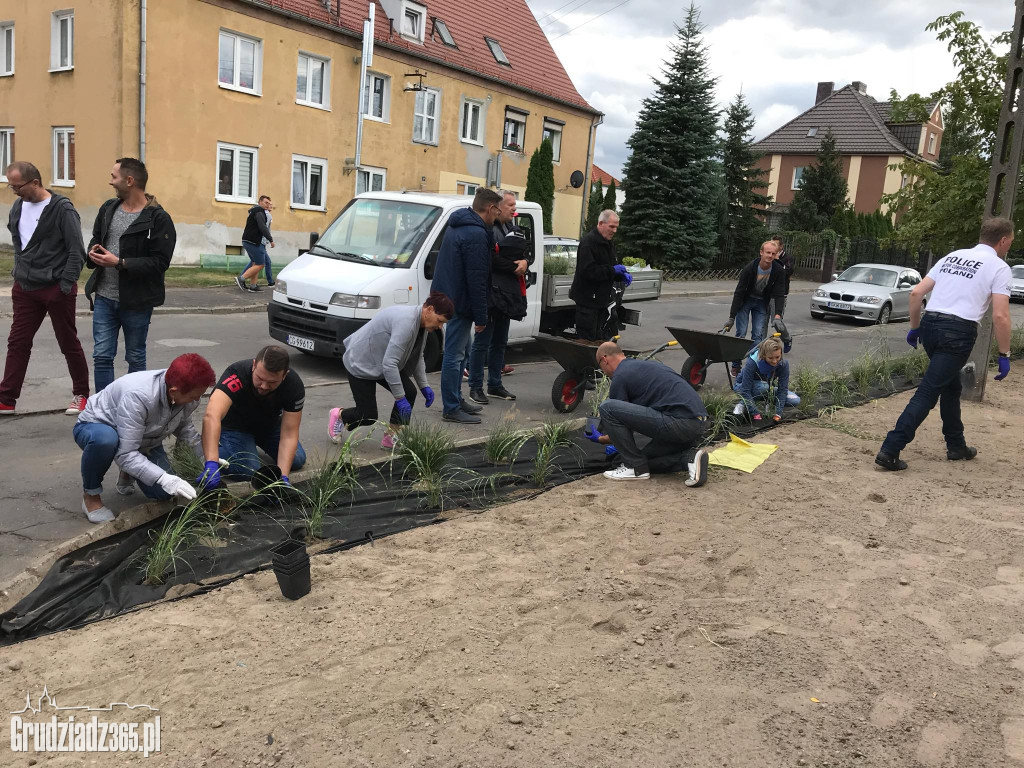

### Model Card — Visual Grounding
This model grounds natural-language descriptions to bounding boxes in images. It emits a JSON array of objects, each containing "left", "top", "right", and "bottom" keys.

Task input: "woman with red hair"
[{"left": 72, "top": 353, "right": 216, "bottom": 522}]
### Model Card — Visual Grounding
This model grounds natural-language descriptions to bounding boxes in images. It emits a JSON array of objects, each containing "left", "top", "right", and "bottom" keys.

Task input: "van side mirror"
[{"left": 309, "top": 232, "right": 319, "bottom": 250}]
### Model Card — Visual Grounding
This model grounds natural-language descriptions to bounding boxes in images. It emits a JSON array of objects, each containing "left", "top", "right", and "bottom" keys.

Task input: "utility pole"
[{"left": 963, "top": 0, "right": 1024, "bottom": 401}]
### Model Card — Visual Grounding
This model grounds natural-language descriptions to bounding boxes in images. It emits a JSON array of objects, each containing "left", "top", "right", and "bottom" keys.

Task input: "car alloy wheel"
[{"left": 876, "top": 303, "right": 892, "bottom": 325}]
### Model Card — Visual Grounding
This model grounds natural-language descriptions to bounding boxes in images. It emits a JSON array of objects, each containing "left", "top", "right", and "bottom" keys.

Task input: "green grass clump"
[
  {"left": 301, "top": 442, "right": 360, "bottom": 540},
  {"left": 791, "top": 366, "right": 825, "bottom": 416},
  {"left": 143, "top": 494, "right": 228, "bottom": 585},
  {"left": 394, "top": 421, "right": 458, "bottom": 508},
  {"left": 170, "top": 439, "right": 205, "bottom": 482},
  {"left": 822, "top": 369, "right": 856, "bottom": 409},
  {"left": 890, "top": 348, "right": 929, "bottom": 383},
  {"left": 484, "top": 413, "right": 531, "bottom": 466},
  {"left": 588, "top": 372, "right": 612, "bottom": 419},
  {"left": 544, "top": 256, "right": 571, "bottom": 276},
  {"left": 532, "top": 419, "right": 578, "bottom": 487},
  {"left": 699, "top": 388, "right": 738, "bottom": 444}
]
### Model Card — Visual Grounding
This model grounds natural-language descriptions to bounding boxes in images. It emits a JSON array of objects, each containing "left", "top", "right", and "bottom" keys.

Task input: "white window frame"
[
  {"left": 52, "top": 127, "right": 74, "bottom": 187},
  {"left": 50, "top": 11, "right": 73, "bottom": 72},
  {"left": 356, "top": 166, "right": 387, "bottom": 195},
  {"left": 216, "top": 141, "right": 259, "bottom": 204},
  {"left": 791, "top": 166, "right": 805, "bottom": 190},
  {"left": 218, "top": 29, "right": 262, "bottom": 96},
  {"left": 485, "top": 37, "right": 510, "bottom": 66},
  {"left": 0, "top": 23, "right": 14, "bottom": 77},
  {"left": 362, "top": 72, "right": 390, "bottom": 122},
  {"left": 401, "top": 1, "right": 426, "bottom": 43},
  {"left": 503, "top": 110, "right": 526, "bottom": 152},
  {"left": 291, "top": 154, "right": 327, "bottom": 211},
  {"left": 460, "top": 99, "right": 484, "bottom": 145},
  {"left": 295, "top": 52, "right": 330, "bottom": 110},
  {"left": 456, "top": 181, "right": 478, "bottom": 196},
  {"left": 927, "top": 132, "right": 937, "bottom": 154},
  {"left": 0, "top": 128, "right": 13, "bottom": 181},
  {"left": 542, "top": 119, "right": 563, "bottom": 163},
  {"left": 413, "top": 87, "right": 441, "bottom": 145}
]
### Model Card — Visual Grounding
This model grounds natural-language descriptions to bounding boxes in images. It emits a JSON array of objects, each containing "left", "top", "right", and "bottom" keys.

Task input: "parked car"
[
  {"left": 810, "top": 263, "right": 926, "bottom": 324},
  {"left": 543, "top": 236, "right": 579, "bottom": 264},
  {"left": 1011, "top": 264, "right": 1024, "bottom": 301}
]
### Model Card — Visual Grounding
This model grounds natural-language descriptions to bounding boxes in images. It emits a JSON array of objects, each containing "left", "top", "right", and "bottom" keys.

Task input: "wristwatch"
[
  {"left": 999, "top": 352, "right": 1010, "bottom": 358},
  {"left": 116, "top": 256, "right": 125, "bottom": 271}
]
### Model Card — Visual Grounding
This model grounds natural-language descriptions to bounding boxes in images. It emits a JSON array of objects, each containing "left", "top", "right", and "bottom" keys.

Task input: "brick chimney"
[
  {"left": 851, "top": 81, "right": 867, "bottom": 94},
  {"left": 815, "top": 81, "right": 834, "bottom": 104}
]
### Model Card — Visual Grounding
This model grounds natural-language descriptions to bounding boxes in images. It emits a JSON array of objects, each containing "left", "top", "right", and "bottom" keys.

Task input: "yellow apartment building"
[{"left": 0, "top": 0, "right": 601, "bottom": 262}]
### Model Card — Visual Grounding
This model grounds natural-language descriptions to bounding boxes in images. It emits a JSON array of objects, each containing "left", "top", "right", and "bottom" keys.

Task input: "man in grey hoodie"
[{"left": 0, "top": 161, "right": 90, "bottom": 416}]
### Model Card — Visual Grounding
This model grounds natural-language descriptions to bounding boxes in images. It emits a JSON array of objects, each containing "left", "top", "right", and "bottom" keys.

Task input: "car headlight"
[
  {"left": 274, "top": 280, "right": 287, "bottom": 295},
  {"left": 856, "top": 296, "right": 882, "bottom": 304},
  {"left": 329, "top": 293, "right": 381, "bottom": 309},
  {"left": 814, "top": 289, "right": 828, "bottom": 298}
]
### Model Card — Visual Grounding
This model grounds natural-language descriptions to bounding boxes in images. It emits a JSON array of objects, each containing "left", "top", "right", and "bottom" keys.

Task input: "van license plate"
[
  {"left": 827, "top": 301, "right": 852, "bottom": 311},
  {"left": 286, "top": 334, "right": 315, "bottom": 351}
]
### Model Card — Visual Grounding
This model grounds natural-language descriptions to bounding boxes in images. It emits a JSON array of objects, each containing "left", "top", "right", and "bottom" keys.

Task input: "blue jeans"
[
  {"left": 92, "top": 295, "right": 154, "bottom": 392},
  {"left": 72, "top": 421, "right": 171, "bottom": 499},
  {"left": 468, "top": 313, "right": 511, "bottom": 390},
  {"left": 598, "top": 398, "right": 707, "bottom": 475},
  {"left": 880, "top": 313, "right": 977, "bottom": 456},
  {"left": 441, "top": 312, "right": 474, "bottom": 414},
  {"left": 240, "top": 242, "right": 272, "bottom": 283},
  {"left": 733, "top": 296, "right": 768, "bottom": 367},
  {"left": 219, "top": 426, "right": 307, "bottom": 478}
]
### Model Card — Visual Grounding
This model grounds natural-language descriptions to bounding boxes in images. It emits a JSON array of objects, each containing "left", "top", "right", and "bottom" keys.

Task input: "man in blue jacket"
[{"left": 431, "top": 188, "right": 503, "bottom": 423}]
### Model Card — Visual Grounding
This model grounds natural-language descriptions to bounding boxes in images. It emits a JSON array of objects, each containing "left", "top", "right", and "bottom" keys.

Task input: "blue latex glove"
[
  {"left": 196, "top": 460, "right": 221, "bottom": 490},
  {"left": 995, "top": 355, "right": 1010, "bottom": 381},
  {"left": 395, "top": 397, "right": 412, "bottom": 420},
  {"left": 613, "top": 264, "right": 628, "bottom": 278},
  {"left": 280, "top": 475, "right": 291, "bottom": 487},
  {"left": 583, "top": 425, "right": 605, "bottom": 443},
  {"left": 605, "top": 445, "right": 619, "bottom": 457},
  {"left": 906, "top": 328, "right": 920, "bottom": 349},
  {"left": 622, "top": 271, "right": 633, "bottom": 287},
  {"left": 421, "top": 386, "right": 435, "bottom": 408}
]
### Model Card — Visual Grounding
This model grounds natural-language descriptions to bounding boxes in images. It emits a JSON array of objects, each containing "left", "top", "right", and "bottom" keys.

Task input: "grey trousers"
[{"left": 598, "top": 398, "right": 707, "bottom": 475}]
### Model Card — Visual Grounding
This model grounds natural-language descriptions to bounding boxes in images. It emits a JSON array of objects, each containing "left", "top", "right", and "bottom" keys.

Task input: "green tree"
[
  {"left": 602, "top": 180, "right": 618, "bottom": 213},
  {"left": 720, "top": 91, "right": 770, "bottom": 259},
  {"left": 785, "top": 131, "right": 849, "bottom": 232},
  {"left": 525, "top": 139, "right": 555, "bottom": 234},
  {"left": 585, "top": 179, "right": 604, "bottom": 231},
  {"left": 617, "top": 3, "right": 721, "bottom": 269}
]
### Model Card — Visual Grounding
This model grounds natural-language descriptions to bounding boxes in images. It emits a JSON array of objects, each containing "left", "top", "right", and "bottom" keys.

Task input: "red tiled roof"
[
  {"left": 251, "top": 0, "right": 598, "bottom": 113},
  {"left": 591, "top": 164, "right": 619, "bottom": 187}
]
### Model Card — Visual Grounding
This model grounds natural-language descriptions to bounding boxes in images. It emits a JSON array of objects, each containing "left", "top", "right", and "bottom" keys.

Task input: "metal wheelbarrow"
[{"left": 666, "top": 326, "right": 757, "bottom": 390}]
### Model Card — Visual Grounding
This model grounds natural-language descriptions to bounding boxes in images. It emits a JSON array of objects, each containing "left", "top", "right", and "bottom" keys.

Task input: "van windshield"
[{"left": 315, "top": 198, "right": 442, "bottom": 269}]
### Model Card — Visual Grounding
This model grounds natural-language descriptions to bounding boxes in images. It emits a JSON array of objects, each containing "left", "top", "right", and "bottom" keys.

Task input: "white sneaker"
[
  {"left": 732, "top": 402, "right": 745, "bottom": 415},
  {"left": 115, "top": 470, "right": 136, "bottom": 496},
  {"left": 81, "top": 500, "right": 115, "bottom": 524},
  {"left": 603, "top": 465, "right": 650, "bottom": 481},
  {"left": 685, "top": 447, "right": 709, "bottom": 488}
]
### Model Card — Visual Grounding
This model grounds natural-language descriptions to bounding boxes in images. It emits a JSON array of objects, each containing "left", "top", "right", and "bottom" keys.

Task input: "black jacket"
[
  {"left": 7, "top": 193, "right": 86, "bottom": 293},
  {"left": 729, "top": 258, "right": 787, "bottom": 318},
  {"left": 85, "top": 196, "right": 176, "bottom": 311},
  {"left": 242, "top": 205, "right": 273, "bottom": 245},
  {"left": 488, "top": 231, "right": 528, "bottom": 321},
  {"left": 569, "top": 228, "right": 621, "bottom": 309}
]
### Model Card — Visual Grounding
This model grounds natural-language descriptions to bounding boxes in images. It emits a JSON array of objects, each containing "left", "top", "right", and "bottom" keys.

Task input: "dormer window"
[
  {"left": 485, "top": 37, "right": 510, "bottom": 66},
  {"left": 433, "top": 18, "right": 456, "bottom": 48},
  {"left": 401, "top": 2, "right": 425, "bottom": 42}
]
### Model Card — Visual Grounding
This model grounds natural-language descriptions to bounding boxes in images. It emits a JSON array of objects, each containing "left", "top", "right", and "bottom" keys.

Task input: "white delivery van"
[{"left": 267, "top": 192, "right": 662, "bottom": 369}]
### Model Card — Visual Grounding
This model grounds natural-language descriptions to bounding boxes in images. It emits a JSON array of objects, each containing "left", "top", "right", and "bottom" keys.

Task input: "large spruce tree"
[
  {"left": 786, "top": 131, "right": 848, "bottom": 232},
  {"left": 602, "top": 180, "right": 618, "bottom": 213},
  {"left": 617, "top": 3, "right": 721, "bottom": 269},
  {"left": 720, "top": 91, "right": 770, "bottom": 258},
  {"left": 525, "top": 139, "right": 555, "bottom": 234}
]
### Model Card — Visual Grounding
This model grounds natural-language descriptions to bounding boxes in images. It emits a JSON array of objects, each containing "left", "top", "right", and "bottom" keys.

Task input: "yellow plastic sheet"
[{"left": 708, "top": 433, "right": 778, "bottom": 473}]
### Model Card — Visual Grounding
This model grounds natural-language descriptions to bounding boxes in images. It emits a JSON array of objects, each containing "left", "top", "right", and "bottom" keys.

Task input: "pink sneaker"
[
  {"left": 380, "top": 433, "right": 397, "bottom": 451},
  {"left": 327, "top": 407, "right": 345, "bottom": 444},
  {"left": 66, "top": 395, "right": 87, "bottom": 415},
  {"left": 0, "top": 402, "right": 15, "bottom": 415}
]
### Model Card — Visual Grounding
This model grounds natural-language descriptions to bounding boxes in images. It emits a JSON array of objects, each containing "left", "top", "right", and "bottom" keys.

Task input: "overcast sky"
[{"left": 527, "top": 0, "right": 1012, "bottom": 179}]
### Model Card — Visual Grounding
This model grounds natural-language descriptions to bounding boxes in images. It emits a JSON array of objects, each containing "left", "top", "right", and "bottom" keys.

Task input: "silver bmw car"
[
  {"left": 1011, "top": 264, "right": 1024, "bottom": 301},
  {"left": 810, "top": 263, "right": 925, "bottom": 324}
]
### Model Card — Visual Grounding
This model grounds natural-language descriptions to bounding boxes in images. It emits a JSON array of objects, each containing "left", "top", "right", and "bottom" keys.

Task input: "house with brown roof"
[
  {"left": 590, "top": 164, "right": 624, "bottom": 211},
  {"left": 0, "top": 0, "right": 602, "bottom": 260},
  {"left": 753, "top": 81, "right": 943, "bottom": 226}
]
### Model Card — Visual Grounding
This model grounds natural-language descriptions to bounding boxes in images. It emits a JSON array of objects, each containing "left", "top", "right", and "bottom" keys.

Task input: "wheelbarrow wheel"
[
  {"left": 681, "top": 355, "right": 708, "bottom": 390},
  {"left": 552, "top": 370, "right": 583, "bottom": 413}
]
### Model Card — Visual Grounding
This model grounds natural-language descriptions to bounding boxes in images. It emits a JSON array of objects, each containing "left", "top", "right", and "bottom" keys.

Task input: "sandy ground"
[{"left": 2, "top": 378, "right": 1024, "bottom": 767}]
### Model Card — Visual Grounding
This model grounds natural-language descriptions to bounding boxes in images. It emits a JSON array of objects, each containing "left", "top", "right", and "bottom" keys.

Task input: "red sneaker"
[
  {"left": 462, "top": 369, "right": 469, "bottom": 379},
  {"left": 501, "top": 365, "right": 514, "bottom": 375},
  {"left": 66, "top": 395, "right": 87, "bottom": 415},
  {"left": 0, "top": 402, "right": 15, "bottom": 415}
]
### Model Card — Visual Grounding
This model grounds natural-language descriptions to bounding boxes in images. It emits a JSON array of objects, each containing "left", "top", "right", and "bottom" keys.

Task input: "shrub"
[
  {"left": 484, "top": 413, "right": 531, "bottom": 466},
  {"left": 532, "top": 419, "right": 578, "bottom": 487},
  {"left": 395, "top": 422, "right": 458, "bottom": 509},
  {"left": 544, "top": 255, "right": 571, "bottom": 275},
  {"left": 791, "top": 366, "right": 825, "bottom": 415}
]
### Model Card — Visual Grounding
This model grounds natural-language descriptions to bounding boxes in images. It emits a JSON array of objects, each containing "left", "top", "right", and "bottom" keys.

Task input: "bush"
[
  {"left": 791, "top": 366, "right": 824, "bottom": 415},
  {"left": 544, "top": 256, "right": 571, "bottom": 276},
  {"left": 699, "top": 388, "right": 738, "bottom": 444},
  {"left": 484, "top": 414, "right": 531, "bottom": 466}
]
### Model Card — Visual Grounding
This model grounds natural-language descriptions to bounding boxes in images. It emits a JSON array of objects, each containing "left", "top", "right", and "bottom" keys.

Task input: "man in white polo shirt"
[{"left": 876, "top": 217, "right": 1014, "bottom": 471}]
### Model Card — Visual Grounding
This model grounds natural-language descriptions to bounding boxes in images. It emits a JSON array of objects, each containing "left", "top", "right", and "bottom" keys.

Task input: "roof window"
[
  {"left": 806, "top": 128, "right": 818, "bottom": 137},
  {"left": 485, "top": 37, "right": 510, "bottom": 66},
  {"left": 433, "top": 18, "right": 456, "bottom": 47}
]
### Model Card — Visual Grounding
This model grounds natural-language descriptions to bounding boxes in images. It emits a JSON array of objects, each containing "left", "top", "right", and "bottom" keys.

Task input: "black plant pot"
[
  {"left": 273, "top": 559, "right": 311, "bottom": 600},
  {"left": 251, "top": 464, "right": 283, "bottom": 491},
  {"left": 270, "top": 537, "right": 307, "bottom": 568}
]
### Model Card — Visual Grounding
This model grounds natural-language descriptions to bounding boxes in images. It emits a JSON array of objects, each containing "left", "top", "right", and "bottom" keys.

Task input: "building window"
[
  {"left": 52, "top": 127, "right": 74, "bottom": 186},
  {"left": 503, "top": 109, "right": 526, "bottom": 152},
  {"left": 456, "top": 181, "right": 478, "bottom": 196},
  {"left": 218, "top": 30, "right": 261, "bottom": 95},
  {"left": 413, "top": 88, "right": 440, "bottom": 145},
  {"left": 0, "top": 23, "right": 13, "bottom": 76},
  {"left": 401, "top": 2, "right": 425, "bottom": 42},
  {"left": 433, "top": 18, "right": 456, "bottom": 47},
  {"left": 296, "top": 53, "right": 329, "bottom": 109},
  {"left": 542, "top": 119, "right": 563, "bottom": 162},
  {"left": 791, "top": 166, "right": 805, "bottom": 190},
  {"left": 50, "top": 11, "right": 73, "bottom": 71},
  {"left": 356, "top": 166, "right": 386, "bottom": 195},
  {"left": 806, "top": 127, "right": 818, "bottom": 138},
  {"left": 485, "top": 37, "right": 510, "bottom": 66},
  {"left": 927, "top": 132, "right": 937, "bottom": 154},
  {"left": 362, "top": 72, "right": 390, "bottom": 121},
  {"left": 0, "top": 129, "right": 13, "bottom": 180},
  {"left": 216, "top": 142, "right": 258, "bottom": 203},
  {"left": 291, "top": 155, "right": 326, "bottom": 210},
  {"left": 460, "top": 99, "right": 483, "bottom": 145}
]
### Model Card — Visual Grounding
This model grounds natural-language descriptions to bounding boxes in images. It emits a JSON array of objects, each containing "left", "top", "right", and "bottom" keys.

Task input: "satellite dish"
[{"left": 569, "top": 170, "right": 585, "bottom": 188}]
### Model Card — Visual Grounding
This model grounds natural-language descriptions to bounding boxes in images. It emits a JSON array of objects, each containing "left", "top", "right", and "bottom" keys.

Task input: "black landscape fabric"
[{"left": 0, "top": 438, "right": 611, "bottom": 646}]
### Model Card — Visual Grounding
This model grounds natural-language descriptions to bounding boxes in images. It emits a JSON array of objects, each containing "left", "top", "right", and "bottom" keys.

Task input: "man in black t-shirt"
[{"left": 199, "top": 345, "right": 306, "bottom": 483}]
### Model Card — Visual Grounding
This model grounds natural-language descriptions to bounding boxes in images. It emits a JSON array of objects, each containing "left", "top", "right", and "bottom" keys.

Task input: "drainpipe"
[
  {"left": 353, "top": 2, "right": 375, "bottom": 172},
  {"left": 139, "top": 0, "right": 147, "bottom": 161},
  {"left": 578, "top": 113, "right": 602, "bottom": 237}
]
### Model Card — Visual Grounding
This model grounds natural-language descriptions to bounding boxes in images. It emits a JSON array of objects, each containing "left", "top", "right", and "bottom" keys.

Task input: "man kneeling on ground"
[
  {"left": 73, "top": 353, "right": 216, "bottom": 523},
  {"left": 591, "top": 342, "right": 710, "bottom": 485},
  {"left": 200, "top": 345, "right": 306, "bottom": 487}
]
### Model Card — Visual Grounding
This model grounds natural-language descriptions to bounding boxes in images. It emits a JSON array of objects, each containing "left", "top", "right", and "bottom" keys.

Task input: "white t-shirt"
[
  {"left": 924, "top": 243, "right": 1012, "bottom": 323},
  {"left": 18, "top": 196, "right": 53, "bottom": 248}
]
